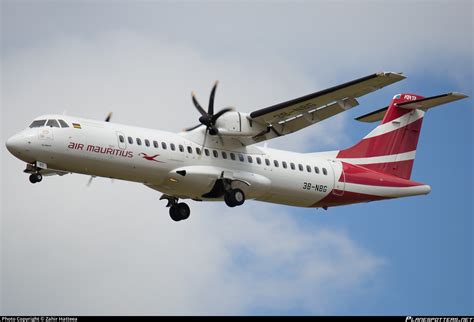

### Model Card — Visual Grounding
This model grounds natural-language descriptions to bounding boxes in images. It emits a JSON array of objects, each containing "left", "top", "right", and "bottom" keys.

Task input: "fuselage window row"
[{"left": 121, "top": 135, "right": 327, "bottom": 175}]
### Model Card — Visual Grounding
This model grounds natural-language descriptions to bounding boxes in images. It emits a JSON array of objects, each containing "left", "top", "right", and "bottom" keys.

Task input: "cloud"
[
  {"left": 2, "top": 31, "right": 381, "bottom": 315},
  {"left": 2, "top": 175, "right": 382, "bottom": 315}
]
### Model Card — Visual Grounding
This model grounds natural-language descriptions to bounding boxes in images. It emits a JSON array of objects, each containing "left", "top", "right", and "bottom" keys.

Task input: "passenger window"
[
  {"left": 58, "top": 119, "right": 69, "bottom": 128},
  {"left": 239, "top": 154, "right": 245, "bottom": 162},
  {"left": 46, "top": 119, "right": 60, "bottom": 128},
  {"left": 248, "top": 156, "right": 253, "bottom": 163},
  {"left": 153, "top": 141, "right": 159, "bottom": 148},
  {"left": 306, "top": 165, "right": 312, "bottom": 173},
  {"left": 179, "top": 145, "right": 184, "bottom": 152},
  {"left": 323, "top": 168, "right": 328, "bottom": 175},
  {"left": 282, "top": 161, "right": 288, "bottom": 169},
  {"left": 187, "top": 146, "right": 193, "bottom": 154},
  {"left": 136, "top": 138, "right": 142, "bottom": 145},
  {"left": 145, "top": 139, "right": 150, "bottom": 147},
  {"left": 128, "top": 137, "right": 133, "bottom": 144},
  {"left": 29, "top": 120, "right": 47, "bottom": 128},
  {"left": 256, "top": 157, "right": 262, "bottom": 165},
  {"left": 162, "top": 142, "right": 167, "bottom": 149},
  {"left": 170, "top": 143, "right": 176, "bottom": 151},
  {"left": 119, "top": 135, "right": 125, "bottom": 143},
  {"left": 265, "top": 159, "right": 270, "bottom": 166},
  {"left": 205, "top": 149, "right": 210, "bottom": 156},
  {"left": 274, "top": 160, "right": 279, "bottom": 167},
  {"left": 290, "top": 163, "right": 295, "bottom": 170},
  {"left": 298, "top": 164, "right": 304, "bottom": 171},
  {"left": 314, "top": 166, "right": 320, "bottom": 174},
  {"left": 230, "top": 153, "right": 236, "bottom": 160},
  {"left": 213, "top": 150, "right": 218, "bottom": 158},
  {"left": 222, "top": 152, "right": 227, "bottom": 159},
  {"left": 196, "top": 147, "right": 202, "bottom": 155}
]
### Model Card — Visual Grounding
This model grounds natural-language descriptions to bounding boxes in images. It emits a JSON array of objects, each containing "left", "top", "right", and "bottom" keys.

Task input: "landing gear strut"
[
  {"left": 160, "top": 195, "right": 191, "bottom": 222},
  {"left": 29, "top": 173, "right": 43, "bottom": 184}
]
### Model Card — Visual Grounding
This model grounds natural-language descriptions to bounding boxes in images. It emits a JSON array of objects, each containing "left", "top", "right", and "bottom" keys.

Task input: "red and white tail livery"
[{"left": 5, "top": 72, "right": 468, "bottom": 221}]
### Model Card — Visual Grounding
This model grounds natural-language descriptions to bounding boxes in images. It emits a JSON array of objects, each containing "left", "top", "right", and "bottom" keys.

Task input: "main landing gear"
[
  {"left": 29, "top": 172, "right": 43, "bottom": 184},
  {"left": 160, "top": 195, "right": 190, "bottom": 222},
  {"left": 224, "top": 188, "right": 245, "bottom": 208}
]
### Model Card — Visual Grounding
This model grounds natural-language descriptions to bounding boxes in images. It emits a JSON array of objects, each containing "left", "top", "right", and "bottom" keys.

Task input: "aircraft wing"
[{"left": 244, "top": 72, "right": 405, "bottom": 145}]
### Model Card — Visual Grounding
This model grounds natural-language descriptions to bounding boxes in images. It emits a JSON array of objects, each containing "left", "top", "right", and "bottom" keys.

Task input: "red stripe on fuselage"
[
  {"left": 312, "top": 190, "right": 389, "bottom": 208},
  {"left": 337, "top": 117, "right": 423, "bottom": 158}
]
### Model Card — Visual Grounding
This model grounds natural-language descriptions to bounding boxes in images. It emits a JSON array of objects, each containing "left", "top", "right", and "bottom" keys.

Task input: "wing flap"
[
  {"left": 250, "top": 72, "right": 405, "bottom": 124},
  {"left": 241, "top": 72, "right": 404, "bottom": 145}
]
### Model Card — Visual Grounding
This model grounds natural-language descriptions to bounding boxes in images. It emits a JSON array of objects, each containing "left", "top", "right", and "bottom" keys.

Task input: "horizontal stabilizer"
[
  {"left": 395, "top": 92, "right": 468, "bottom": 110},
  {"left": 355, "top": 106, "right": 388, "bottom": 123},
  {"left": 356, "top": 92, "right": 468, "bottom": 123}
]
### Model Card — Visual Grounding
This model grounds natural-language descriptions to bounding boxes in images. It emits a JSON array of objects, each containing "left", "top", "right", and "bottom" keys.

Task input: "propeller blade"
[
  {"left": 184, "top": 123, "right": 203, "bottom": 132},
  {"left": 208, "top": 81, "right": 219, "bottom": 116},
  {"left": 212, "top": 107, "right": 234, "bottom": 121},
  {"left": 191, "top": 92, "right": 208, "bottom": 117},
  {"left": 87, "top": 176, "right": 94, "bottom": 187},
  {"left": 105, "top": 112, "right": 113, "bottom": 122}
]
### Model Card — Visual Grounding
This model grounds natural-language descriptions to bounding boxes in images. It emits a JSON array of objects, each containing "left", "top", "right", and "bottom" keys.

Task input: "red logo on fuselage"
[{"left": 139, "top": 153, "right": 164, "bottom": 163}]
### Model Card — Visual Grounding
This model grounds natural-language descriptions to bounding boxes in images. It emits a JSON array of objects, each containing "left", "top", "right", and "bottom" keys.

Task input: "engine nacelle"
[{"left": 214, "top": 112, "right": 266, "bottom": 137}]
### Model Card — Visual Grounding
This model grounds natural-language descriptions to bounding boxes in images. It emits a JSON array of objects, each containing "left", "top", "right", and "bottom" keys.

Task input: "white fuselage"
[{"left": 7, "top": 114, "right": 338, "bottom": 207}]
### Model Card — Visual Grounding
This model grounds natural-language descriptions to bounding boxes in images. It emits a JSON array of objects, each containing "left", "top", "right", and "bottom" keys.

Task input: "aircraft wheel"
[
  {"left": 29, "top": 173, "right": 42, "bottom": 184},
  {"left": 224, "top": 189, "right": 245, "bottom": 207},
  {"left": 169, "top": 203, "right": 190, "bottom": 221},
  {"left": 176, "top": 203, "right": 190, "bottom": 220},
  {"left": 169, "top": 206, "right": 182, "bottom": 222}
]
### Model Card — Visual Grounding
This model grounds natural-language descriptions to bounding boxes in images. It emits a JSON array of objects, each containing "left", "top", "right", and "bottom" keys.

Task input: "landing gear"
[
  {"left": 224, "top": 188, "right": 245, "bottom": 208},
  {"left": 169, "top": 203, "right": 190, "bottom": 222},
  {"left": 29, "top": 173, "right": 42, "bottom": 184},
  {"left": 160, "top": 195, "right": 191, "bottom": 222}
]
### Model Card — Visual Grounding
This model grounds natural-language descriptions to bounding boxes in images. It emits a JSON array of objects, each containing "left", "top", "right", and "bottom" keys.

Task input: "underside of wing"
[{"left": 245, "top": 72, "right": 405, "bottom": 145}]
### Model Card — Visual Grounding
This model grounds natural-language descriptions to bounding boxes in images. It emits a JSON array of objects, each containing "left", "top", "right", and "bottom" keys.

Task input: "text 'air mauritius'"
[{"left": 68, "top": 142, "right": 133, "bottom": 158}]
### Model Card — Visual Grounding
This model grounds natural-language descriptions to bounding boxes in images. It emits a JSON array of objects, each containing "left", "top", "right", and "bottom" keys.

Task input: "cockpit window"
[
  {"left": 58, "top": 119, "right": 69, "bottom": 128},
  {"left": 46, "top": 119, "right": 60, "bottom": 128},
  {"left": 29, "top": 120, "right": 47, "bottom": 128}
]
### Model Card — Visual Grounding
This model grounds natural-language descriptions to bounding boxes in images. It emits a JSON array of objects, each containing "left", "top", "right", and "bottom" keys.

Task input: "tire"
[
  {"left": 224, "top": 192, "right": 236, "bottom": 207},
  {"left": 169, "top": 206, "right": 182, "bottom": 222},
  {"left": 176, "top": 203, "right": 190, "bottom": 220},
  {"left": 29, "top": 174, "right": 37, "bottom": 184},
  {"left": 224, "top": 189, "right": 245, "bottom": 207},
  {"left": 35, "top": 173, "right": 43, "bottom": 182}
]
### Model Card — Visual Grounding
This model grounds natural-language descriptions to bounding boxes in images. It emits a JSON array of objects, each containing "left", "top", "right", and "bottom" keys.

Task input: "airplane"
[{"left": 5, "top": 72, "right": 468, "bottom": 221}]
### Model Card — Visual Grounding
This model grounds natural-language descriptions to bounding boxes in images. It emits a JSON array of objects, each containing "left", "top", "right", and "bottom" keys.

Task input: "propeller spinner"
[{"left": 185, "top": 81, "right": 234, "bottom": 135}]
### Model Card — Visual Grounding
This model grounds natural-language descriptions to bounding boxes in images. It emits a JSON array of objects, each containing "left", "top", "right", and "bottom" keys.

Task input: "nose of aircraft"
[{"left": 6, "top": 133, "right": 26, "bottom": 156}]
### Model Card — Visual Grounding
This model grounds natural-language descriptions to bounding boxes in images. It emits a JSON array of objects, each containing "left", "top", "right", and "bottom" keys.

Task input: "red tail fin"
[{"left": 337, "top": 93, "right": 425, "bottom": 179}]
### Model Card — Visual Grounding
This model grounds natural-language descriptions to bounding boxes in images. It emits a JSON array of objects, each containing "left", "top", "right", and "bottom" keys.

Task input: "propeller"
[{"left": 184, "top": 81, "right": 234, "bottom": 136}]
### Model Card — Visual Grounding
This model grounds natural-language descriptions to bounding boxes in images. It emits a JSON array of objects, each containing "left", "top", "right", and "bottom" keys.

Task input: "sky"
[{"left": 1, "top": 0, "right": 473, "bottom": 316}]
